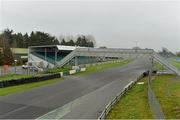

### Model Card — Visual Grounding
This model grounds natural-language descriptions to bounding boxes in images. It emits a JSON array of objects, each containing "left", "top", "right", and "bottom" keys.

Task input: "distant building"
[
  {"left": 10, "top": 48, "right": 28, "bottom": 59},
  {"left": 0, "top": 47, "right": 28, "bottom": 63},
  {"left": 28, "top": 45, "right": 98, "bottom": 68}
]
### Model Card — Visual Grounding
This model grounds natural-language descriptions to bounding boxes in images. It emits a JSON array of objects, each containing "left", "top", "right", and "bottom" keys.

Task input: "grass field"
[
  {"left": 76, "top": 60, "right": 132, "bottom": 76},
  {"left": 0, "top": 74, "right": 32, "bottom": 81},
  {"left": 151, "top": 74, "right": 180, "bottom": 119},
  {"left": 0, "top": 77, "right": 64, "bottom": 96},
  {"left": 107, "top": 77, "right": 153, "bottom": 119}
]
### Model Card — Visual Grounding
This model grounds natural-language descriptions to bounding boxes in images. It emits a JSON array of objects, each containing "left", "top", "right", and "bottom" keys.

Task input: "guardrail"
[
  {"left": 98, "top": 74, "right": 144, "bottom": 120},
  {"left": 153, "top": 52, "right": 180, "bottom": 76}
]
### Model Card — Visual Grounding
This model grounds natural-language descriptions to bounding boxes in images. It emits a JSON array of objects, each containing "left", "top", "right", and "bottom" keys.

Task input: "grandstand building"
[
  {"left": 28, "top": 45, "right": 180, "bottom": 75},
  {"left": 28, "top": 45, "right": 100, "bottom": 69}
]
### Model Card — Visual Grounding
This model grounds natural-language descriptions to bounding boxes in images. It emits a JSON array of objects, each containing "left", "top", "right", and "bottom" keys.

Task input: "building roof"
[
  {"left": 56, "top": 45, "right": 76, "bottom": 51},
  {"left": 29, "top": 45, "right": 86, "bottom": 51}
]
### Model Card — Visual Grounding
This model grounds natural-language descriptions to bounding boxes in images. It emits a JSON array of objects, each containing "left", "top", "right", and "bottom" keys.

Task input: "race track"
[{"left": 0, "top": 59, "right": 151, "bottom": 119}]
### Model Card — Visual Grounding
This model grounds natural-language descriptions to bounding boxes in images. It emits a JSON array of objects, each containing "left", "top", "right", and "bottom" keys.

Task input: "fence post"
[
  {"left": 116, "top": 96, "right": 118, "bottom": 102},
  {"left": 104, "top": 108, "right": 107, "bottom": 117}
]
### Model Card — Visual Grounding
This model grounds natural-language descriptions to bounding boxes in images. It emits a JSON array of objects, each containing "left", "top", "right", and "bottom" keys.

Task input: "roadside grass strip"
[
  {"left": 151, "top": 74, "right": 180, "bottom": 119},
  {"left": 45, "top": 67, "right": 71, "bottom": 74},
  {"left": 107, "top": 77, "right": 153, "bottom": 119},
  {"left": 76, "top": 60, "right": 132, "bottom": 76},
  {"left": 0, "top": 74, "right": 32, "bottom": 81},
  {"left": 0, "top": 77, "right": 64, "bottom": 96}
]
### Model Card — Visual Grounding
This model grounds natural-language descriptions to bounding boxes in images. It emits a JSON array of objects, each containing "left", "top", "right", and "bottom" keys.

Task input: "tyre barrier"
[
  {"left": 0, "top": 67, "right": 87, "bottom": 88},
  {"left": 143, "top": 70, "right": 157, "bottom": 77},
  {"left": 0, "top": 73, "right": 61, "bottom": 88}
]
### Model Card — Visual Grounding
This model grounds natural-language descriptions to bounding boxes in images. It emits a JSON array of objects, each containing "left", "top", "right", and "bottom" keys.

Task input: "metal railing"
[
  {"left": 56, "top": 50, "right": 76, "bottom": 67},
  {"left": 56, "top": 48, "right": 153, "bottom": 68},
  {"left": 98, "top": 74, "right": 144, "bottom": 120},
  {"left": 153, "top": 52, "right": 180, "bottom": 75},
  {"left": 30, "top": 47, "right": 180, "bottom": 76}
]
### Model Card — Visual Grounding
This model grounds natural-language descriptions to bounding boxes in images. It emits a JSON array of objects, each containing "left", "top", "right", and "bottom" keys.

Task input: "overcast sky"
[{"left": 0, "top": 0, "right": 180, "bottom": 52}]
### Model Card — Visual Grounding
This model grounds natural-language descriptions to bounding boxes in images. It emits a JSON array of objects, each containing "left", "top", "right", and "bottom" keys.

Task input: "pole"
[
  {"left": 14, "top": 60, "right": 17, "bottom": 74},
  {"left": 55, "top": 48, "right": 57, "bottom": 66},
  {"left": 75, "top": 56, "right": 78, "bottom": 66},
  {"left": 45, "top": 48, "right": 47, "bottom": 61},
  {"left": 27, "top": 48, "right": 30, "bottom": 75}
]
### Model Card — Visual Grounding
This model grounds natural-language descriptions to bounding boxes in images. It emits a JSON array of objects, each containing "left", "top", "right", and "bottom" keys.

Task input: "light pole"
[{"left": 14, "top": 59, "right": 17, "bottom": 74}]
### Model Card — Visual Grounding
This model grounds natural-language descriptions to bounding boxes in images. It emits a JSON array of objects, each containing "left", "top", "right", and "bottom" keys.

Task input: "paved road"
[{"left": 0, "top": 59, "right": 151, "bottom": 119}]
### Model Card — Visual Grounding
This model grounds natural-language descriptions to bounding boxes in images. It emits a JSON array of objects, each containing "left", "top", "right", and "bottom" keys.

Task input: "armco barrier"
[
  {"left": 98, "top": 74, "right": 144, "bottom": 120},
  {"left": 0, "top": 73, "right": 61, "bottom": 88}
]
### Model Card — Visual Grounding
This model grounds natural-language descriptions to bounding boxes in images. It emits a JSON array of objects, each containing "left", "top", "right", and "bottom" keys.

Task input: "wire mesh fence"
[{"left": 148, "top": 58, "right": 165, "bottom": 119}]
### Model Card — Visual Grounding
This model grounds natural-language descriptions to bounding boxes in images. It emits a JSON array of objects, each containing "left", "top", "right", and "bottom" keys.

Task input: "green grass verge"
[
  {"left": 76, "top": 60, "right": 132, "bottom": 76},
  {"left": 45, "top": 66, "right": 71, "bottom": 74},
  {"left": 0, "top": 77, "right": 64, "bottom": 96},
  {"left": 154, "top": 62, "right": 165, "bottom": 70},
  {"left": 107, "top": 78, "right": 153, "bottom": 119},
  {"left": 171, "top": 59, "right": 180, "bottom": 69},
  {"left": 151, "top": 74, "right": 180, "bottom": 119},
  {"left": 0, "top": 74, "right": 32, "bottom": 81}
]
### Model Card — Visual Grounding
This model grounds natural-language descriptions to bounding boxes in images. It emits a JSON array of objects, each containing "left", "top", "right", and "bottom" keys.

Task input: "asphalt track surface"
[{"left": 0, "top": 59, "right": 151, "bottom": 119}]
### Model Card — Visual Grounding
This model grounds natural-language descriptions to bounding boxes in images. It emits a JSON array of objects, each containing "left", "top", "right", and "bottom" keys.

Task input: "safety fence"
[
  {"left": 147, "top": 70, "right": 165, "bottom": 119},
  {"left": 98, "top": 74, "right": 144, "bottom": 120}
]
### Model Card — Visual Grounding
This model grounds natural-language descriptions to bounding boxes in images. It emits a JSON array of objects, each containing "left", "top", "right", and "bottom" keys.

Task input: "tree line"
[
  {"left": 0, "top": 29, "right": 96, "bottom": 65},
  {"left": 0, "top": 29, "right": 96, "bottom": 48}
]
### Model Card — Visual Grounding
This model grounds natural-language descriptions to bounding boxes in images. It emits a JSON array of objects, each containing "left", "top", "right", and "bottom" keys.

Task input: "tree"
[
  {"left": 0, "top": 31, "right": 14, "bottom": 65},
  {"left": 29, "top": 31, "right": 59, "bottom": 46},
  {"left": 23, "top": 33, "right": 29, "bottom": 48},
  {"left": 66, "top": 40, "right": 75, "bottom": 46},
  {"left": 0, "top": 52, "right": 3, "bottom": 65},
  {"left": 60, "top": 39, "right": 66, "bottom": 45},
  {"left": 86, "top": 34, "right": 96, "bottom": 47},
  {"left": 0, "top": 28, "right": 96, "bottom": 48},
  {"left": 176, "top": 52, "right": 180, "bottom": 57}
]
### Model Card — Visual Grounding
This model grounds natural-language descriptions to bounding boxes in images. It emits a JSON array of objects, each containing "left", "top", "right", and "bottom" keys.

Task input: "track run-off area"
[{"left": 0, "top": 59, "right": 151, "bottom": 119}]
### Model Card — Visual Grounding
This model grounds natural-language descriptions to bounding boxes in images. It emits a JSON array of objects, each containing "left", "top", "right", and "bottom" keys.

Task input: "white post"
[
  {"left": 55, "top": 48, "right": 57, "bottom": 66},
  {"left": 45, "top": 48, "right": 47, "bottom": 61}
]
